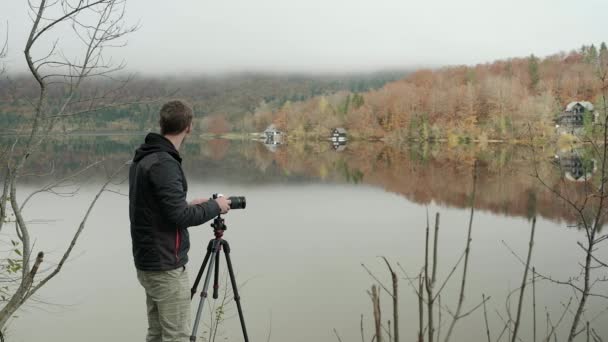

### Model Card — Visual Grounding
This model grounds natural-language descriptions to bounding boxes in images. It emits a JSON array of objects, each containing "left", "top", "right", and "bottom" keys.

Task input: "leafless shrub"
[{"left": 0, "top": 0, "right": 139, "bottom": 330}]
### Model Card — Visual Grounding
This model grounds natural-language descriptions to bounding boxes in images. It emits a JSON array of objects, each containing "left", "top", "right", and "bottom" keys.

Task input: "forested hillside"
[
  {"left": 0, "top": 71, "right": 408, "bottom": 133},
  {"left": 261, "top": 43, "right": 608, "bottom": 142},
  {"left": 3, "top": 44, "right": 607, "bottom": 140}
]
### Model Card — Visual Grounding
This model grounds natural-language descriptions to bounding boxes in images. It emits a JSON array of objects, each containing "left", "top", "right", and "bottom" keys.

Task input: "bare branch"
[
  {"left": 512, "top": 217, "right": 537, "bottom": 342},
  {"left": 371, "top": 285, "right": 382, "bottom": 342},
  {"left": 533, "top": 268, "right": 537, "bottom": 342},
  {"left": 576, "top": 242, "right": 608, "bottom": 268},
  {"left": 432, "top": 251, "right": 465, "bottom": 302},
  {"left": 361, "top": 314, "right": 365, "bottom": 342},
  {"left": 381, "top": 257, "right": 399, "bottom": 342},
  {"left": 9, "top": 179, "right": 32, "bottom": 283},
  {"left": 23, "top": 161, "right": 127, "bottom": 302},
  {"left": 0, "top": 252, "right": 44, "bottom": 327},
  {"left": 29, "top": 0, "right": 109, "bottom": 48},
  {"left": 448, "top": 296, "right": 490, "bottom": 320},
  {"left": 418, "top": 273, "right": 424, "bottom": 342},
  {"left": 20, "top": 160, "right": 103, "bottom": 211},
  {"left": 0, "top": 20, "right": 8, "bottom": 73},
  {"left": 567, "top": 70, "right": 608, "bottom": 342},
  {"left": 424, "top": 212, "right": 439, "bottom": 342},
  {"left": 266, "top": 311, "right": 272, "bottom": 342},
  {"left": 591, "top": 328, "right": 603, "bottom": 342},
  {"left": 362, "top": 263, "right": 392, "bottom": 297},
  {"left": 396, "top": 263, "right": 423, "bottom": 298},
  {"left": 0, "top": 163, "right": 10, "bottom": 234},
  {"left": 482, "top": 294, "right": 491, "bottom": 342},
  {"left": 333, "top": 328, "right": 344, "bottom": 342},
  {"left": 546, "top": 298, "right": 573, "bottom": 342},
  {"left": 443, "top": 162, "right": 477, "bottom": 342}
]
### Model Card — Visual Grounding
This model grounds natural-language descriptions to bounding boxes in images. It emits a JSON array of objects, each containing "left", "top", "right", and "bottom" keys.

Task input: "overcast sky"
[{"left": 1, "top": 0, "right": 607, "bottom": 74}]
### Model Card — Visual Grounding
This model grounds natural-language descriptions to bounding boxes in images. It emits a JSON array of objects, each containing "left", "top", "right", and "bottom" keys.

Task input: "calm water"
[{"left": 3, "top": 136, "right": 607, "bottom": 342}]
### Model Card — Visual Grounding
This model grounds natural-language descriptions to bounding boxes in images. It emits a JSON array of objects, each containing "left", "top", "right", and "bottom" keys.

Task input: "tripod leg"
[
  {"left": 190, "top": 239, "right": 219, "bottom": 342},
  {"left": 213, "top": 247, "right": 221, "bottom": 299},
  {"left": 191, "top": 239, "right": 214, "bottom": 299},
  {"left": 221, "top": 240, "right": 249, "bottom": 342}
]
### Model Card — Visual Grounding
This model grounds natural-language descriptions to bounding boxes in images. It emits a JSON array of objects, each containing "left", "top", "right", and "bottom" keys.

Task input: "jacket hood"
[{"left": 133, "top": 133, "right": 182, "bottom": 163}]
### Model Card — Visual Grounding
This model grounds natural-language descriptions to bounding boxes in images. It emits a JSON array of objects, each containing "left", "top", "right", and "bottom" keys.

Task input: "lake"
[{"left": 2, "top": 135, "right": 607, "bottom": 342}]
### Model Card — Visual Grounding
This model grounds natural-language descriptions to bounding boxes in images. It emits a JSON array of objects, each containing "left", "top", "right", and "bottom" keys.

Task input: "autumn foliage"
[
  {"left": 205, "top": 115, "right": 232, "bottom": 135},
  {"left": 259, "top": 44, "right": 608, "bottom": 142}
]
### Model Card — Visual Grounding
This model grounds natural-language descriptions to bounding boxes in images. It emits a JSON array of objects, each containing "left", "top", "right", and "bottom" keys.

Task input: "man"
[{"left": 129, "top": 100, "right": 231, "bottom": 342}]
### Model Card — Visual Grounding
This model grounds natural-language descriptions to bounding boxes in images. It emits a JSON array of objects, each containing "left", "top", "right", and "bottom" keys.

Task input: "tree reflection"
[{"left": 1, "top": 135, "right": 602, "bottom": 225}]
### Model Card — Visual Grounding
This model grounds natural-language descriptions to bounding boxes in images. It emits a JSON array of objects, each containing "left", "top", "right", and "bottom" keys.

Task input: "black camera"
[{"left": 212, "top": 194, "right": 246, "bottom": 210}]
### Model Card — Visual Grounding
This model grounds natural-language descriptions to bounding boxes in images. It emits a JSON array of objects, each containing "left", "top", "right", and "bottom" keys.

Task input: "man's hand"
[
  {"left": 189, "top": 198, "right": 209, "bottom": 205},
  {"left": 216, "top": 196, "right": 231, "bottom": 214}
]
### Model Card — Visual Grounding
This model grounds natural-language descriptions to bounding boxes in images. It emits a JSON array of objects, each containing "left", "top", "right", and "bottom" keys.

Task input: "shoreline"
[{"left": 0, "top": 130, "right": 566, "bottom": 146}]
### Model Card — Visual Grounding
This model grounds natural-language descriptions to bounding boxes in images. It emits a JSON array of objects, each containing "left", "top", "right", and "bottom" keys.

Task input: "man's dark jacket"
[{"left": 129, "top": 133, "right": 221, "bottom": 271}]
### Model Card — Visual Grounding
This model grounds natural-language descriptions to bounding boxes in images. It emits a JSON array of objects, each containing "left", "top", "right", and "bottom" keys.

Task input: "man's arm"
[{"left": 149, "top": 160, "right": 221, "bottom": 228}]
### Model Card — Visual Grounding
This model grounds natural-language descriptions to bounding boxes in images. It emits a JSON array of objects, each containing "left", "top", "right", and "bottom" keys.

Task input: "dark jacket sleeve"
[{"left": 149, "top": 159, "right": 221, "bottom": 229}]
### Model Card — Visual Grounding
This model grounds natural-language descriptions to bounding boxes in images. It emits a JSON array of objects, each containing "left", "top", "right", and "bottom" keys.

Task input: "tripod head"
[{"left": 211, "top": 215, "right": 227, "bottom": 239}]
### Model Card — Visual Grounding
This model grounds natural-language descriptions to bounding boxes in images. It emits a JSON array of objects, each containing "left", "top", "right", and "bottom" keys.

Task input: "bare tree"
[
  {"left": 511, "top": 217, "right": 537, "bottom": 342},
  {"left": 362, "top": 164, "right": 490, "bottom": 342},
  {"left": 564, "top": 57, "right": 608, "bottom": 342},
  {"left": 370, "top": 285, "right": 382, "bottom": 342},
  {"left": 0, "top": 21, "right": 7, "bottom": 73},
  {"left": 0, "top": 0, "right": 137, "bottom": 330},
  {"left": 528, "top": 52, "right": 608, "bottom": 342},
  {"left": 425, "top": 212, "right": 439, "bottom": 342},
  {"left": 443, "top": 163, "right": 487, "bottom": 342},
  {"left": 0, "top": 23, "right": 8, "bottom": 234}
]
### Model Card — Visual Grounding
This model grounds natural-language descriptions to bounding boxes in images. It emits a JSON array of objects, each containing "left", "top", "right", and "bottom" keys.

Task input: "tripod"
[{"left": 190, "top": 215, "right": 249, "bottom": 342}]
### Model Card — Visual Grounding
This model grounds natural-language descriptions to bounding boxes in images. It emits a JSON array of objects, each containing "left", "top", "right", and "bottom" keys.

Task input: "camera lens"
[{"left": 228, "top": 196, "right": 246, "bottom": 210}]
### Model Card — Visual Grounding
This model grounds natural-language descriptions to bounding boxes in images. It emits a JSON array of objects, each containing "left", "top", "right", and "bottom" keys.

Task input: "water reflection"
[
  {"left": 2, "top": 135, "right": 601, "bottom": 224},
  {"left": 331, "top": 140, "right": 347, "bottom": 152},
  {"left": 553, "top": 148, "right": 597, "bottom": 182}
]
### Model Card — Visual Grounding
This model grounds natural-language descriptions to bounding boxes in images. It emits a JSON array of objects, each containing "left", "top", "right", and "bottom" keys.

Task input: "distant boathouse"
[
  {"left": 331, "top": 128, "right": 347, "bottom": 143},
  {"left": 263, "top": 124, "right": 284, "bottom": 145}
]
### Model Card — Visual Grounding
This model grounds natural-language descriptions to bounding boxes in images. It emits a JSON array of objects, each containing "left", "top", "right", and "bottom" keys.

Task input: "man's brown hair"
[{"left": 159, "top": 100, "right": 194, "bottom": 135}]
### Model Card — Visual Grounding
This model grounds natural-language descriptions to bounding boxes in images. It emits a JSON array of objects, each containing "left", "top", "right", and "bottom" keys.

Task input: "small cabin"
[
  {"left": 556, "top": 101, "right": 598, "bottom": 126},
  {"left": 566, "top": 101, "right": 594, "bottom": 114},
  {"left": 331, "top": 128, "right": 347, "bottom": 143}
]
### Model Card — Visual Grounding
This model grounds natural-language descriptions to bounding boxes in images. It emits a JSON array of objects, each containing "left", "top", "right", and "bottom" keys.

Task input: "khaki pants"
[{"left": 137, "top": 267, "right": 191, "bottom": 342}]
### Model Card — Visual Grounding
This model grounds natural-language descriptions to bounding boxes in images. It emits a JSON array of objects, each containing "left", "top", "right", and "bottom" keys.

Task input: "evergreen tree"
[
  {"left": 600, "top": 42, "right": 608, "bottom": 64},
  {"left": 528, "top": 54, "right": 540, "bottom": 92},
  {"left": 351, "top": 93, "right": 365, "bottom": 109},
  {"left": 339, "top": 94, "right": 351, "bottom": 115},
  {"left": 586, "top": 44, "right": 598, "bottom": 64}
]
